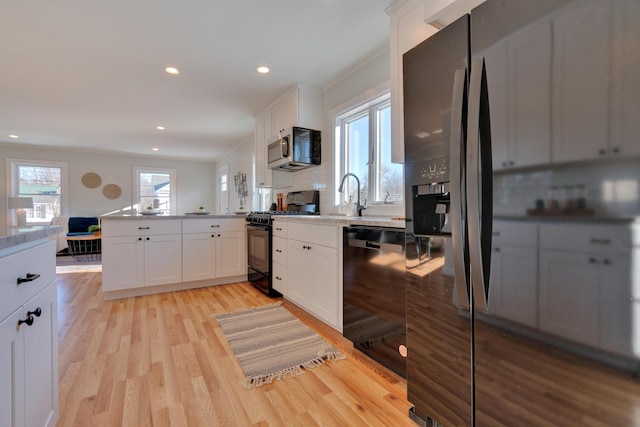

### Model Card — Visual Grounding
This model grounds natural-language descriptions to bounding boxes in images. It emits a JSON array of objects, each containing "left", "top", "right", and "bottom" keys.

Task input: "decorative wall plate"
[
  {"left": 103, "top": 183, "right": 122, "bottom": 200},
  {"left": 81, "top": 172, "right": 102, "bottom": 188}
]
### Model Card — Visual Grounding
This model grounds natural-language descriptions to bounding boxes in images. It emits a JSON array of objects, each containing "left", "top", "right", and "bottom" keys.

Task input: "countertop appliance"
[
  {"left": 343, "top": 226, "right": 406, "bottom": 377},
  {"left": 246, "top": 190, "right": 319, "bottom": 296},
  {"left": 267, "top": 127, "right": 321, "bottom": 171},
  {"left": 404, "top": 1, "right": 640, "bottom": 425}
]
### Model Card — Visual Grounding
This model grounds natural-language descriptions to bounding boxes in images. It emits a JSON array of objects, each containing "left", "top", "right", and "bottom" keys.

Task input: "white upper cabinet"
[
  {"left": 388, "top": 0, "right": 438, "bottom": 164},
  {"left": 486, "top": 18, "right": 552, "bottom": 170},
  {"left": 610, "top": 0, "right": 640, "bottom": 158},
  {"left": 254, "top": 83, "right": 321, "bottom": 188},
  {"left": 552, "top": 0, "right": 611, "bottom": 163}
]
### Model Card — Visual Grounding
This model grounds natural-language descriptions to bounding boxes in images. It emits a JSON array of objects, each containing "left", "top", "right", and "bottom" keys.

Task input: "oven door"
[{"left": 247, "top": 223, "right": 270, "bottom": 276}]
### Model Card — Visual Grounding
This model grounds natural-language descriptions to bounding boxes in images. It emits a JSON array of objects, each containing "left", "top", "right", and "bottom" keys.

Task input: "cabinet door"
[
  {"left": 507, "top": 18, "right": 551, "bottom": 168},
  {"left": 215, "top": 231, "right": 246, "bottom": 278},
  {"left": 255, "top": 109, "right": 272, "bottom": 187},
  {"left": 24, "top": 282, "right": 57, "bottom": 427},
  {"left": 0, "top": 308, "right": 25, "bottom": 427},
  {"left": 599, "top": 254, "right": 633, "bottom": 357},
  {"left": 287, "top": 240, "right": 313, "bottom": 307},
  {"left": 271, "top": 89, "right": 298, "bottom": 134},
  {"left": 102, "top": 236, "right": 145, "bottom": 291},
  {"left": 610, "top": 0, "right": 640, "bottom": 157},
  {"left": 552, "top": 0, "right": 610, "bottom": 162},
  {"left": 539, "top": 250, "right": 600, "bottom": 348},
  {"left": 144, "top": 234, "right": 182, "bottom": 286},
  {"left": 182, "top": 233, "right": 216, "bottom": 282},
  {"left": 488, "top": 245, "right": 538, "bottom": 328},
  {"left": 309, "top": 245, "right": 339, "bottom": 327}
]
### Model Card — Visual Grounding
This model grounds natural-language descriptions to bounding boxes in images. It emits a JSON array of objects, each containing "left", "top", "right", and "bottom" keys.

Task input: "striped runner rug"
[{"left": 213, "top": 302, "right": 345, "bottom": 388}]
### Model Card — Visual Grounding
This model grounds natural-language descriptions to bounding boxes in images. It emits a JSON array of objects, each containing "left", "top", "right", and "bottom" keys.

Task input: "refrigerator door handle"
[
  {"left": 449, "top": 67, "right": 470, "bottom": 310},
  {"left": 466, "top": 57, "right": 493, "bottom": 311}
]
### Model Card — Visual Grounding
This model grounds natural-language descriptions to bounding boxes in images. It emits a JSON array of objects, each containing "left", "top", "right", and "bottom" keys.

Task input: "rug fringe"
[
  {"left": 211, "top": 301, "right": 282, "bottom": 319},
  {"left": 243, "top": 350, "right": 346, "bottom": 389}
]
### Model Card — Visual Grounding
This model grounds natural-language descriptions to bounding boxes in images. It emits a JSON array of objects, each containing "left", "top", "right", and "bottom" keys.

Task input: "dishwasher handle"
[{"left": 347, "top": 238, "right": 403, "bottom": 254}]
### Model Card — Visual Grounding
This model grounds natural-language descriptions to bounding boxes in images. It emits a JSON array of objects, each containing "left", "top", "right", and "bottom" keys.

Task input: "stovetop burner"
[{"left": 246, "top": 190, "right": 320, "bottom": 225}]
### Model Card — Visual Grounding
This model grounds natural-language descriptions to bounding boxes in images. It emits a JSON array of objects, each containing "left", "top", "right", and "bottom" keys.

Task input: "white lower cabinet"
[
  {"left": 538, "top": 223, "right": 634, "bottom": 358},
  {"left": 286, "top": 222, "right": 340, "bottom": 329},
  {"left": 487, "top": 221, "right": 538, "bottom": 328},
  {"left": 272, "top": 232, "right": 288, "bottom": 295},
  {"left": 215, "top": 231, "right": 246, "bottom": 278},
  {"left": 102, "top": 234, "right": 182, "bottom": 291},
  {"left": 0, "top": 240, "right": 58, "bottom": 427}
]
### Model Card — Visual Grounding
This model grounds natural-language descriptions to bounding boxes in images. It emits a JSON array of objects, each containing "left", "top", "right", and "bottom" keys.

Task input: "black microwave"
[{"left": 267, "top": 127, "right": 321, "bottom": 171}]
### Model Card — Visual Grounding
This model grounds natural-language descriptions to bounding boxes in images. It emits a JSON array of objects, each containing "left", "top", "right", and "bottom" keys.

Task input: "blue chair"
[
  {"left": 66, "top": 217, "right": 101, "bottom": 261},
  {"left": 67, "top": 217, "right": 98, "bottom": 236}
]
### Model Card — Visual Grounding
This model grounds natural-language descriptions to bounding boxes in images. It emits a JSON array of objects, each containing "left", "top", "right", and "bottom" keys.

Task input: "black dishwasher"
[{"left": 343, "top": 226, "right": 406, "bottom": 377}]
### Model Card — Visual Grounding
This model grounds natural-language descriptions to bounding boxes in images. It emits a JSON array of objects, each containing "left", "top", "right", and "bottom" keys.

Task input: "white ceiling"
[{"left": 0, "top": 0, "right": 393, "bottom": 162}]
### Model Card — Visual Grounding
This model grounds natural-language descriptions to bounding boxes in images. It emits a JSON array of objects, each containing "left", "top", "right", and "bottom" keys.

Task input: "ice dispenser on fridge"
[{"left": 410, "top": 155, "right": 451, "bottom": 237}]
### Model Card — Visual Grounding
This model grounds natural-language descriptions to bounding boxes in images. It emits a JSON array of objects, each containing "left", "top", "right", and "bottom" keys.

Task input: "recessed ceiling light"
[
  {"left": 9, "top": 134, "right": 19, "bottom": 138},
  {"left": 256, "top": 66, "right": 270, "bottom": 74},
  {"left": 152, "top": 147, "right": 159, "bottom": 152},
  {"left": 156, "top": 126, "right": 165, "bottom": 130},
  {"left": 165, "top": 66, "right": 179, "bottom": 75}
]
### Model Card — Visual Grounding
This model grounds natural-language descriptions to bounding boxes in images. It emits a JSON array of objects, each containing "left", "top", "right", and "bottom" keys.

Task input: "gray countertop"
[
  {"left": 271, "top": 215, "right": 406, "bottom": 229},
  {"left": 0, "top": 225, "right": 62, "bottom": 251},
  {"left": 495, "top": 215, "right": 637, "bottom": 224},
  {"left": 100, "top": 214, "right": 247, "bottom": 220}
]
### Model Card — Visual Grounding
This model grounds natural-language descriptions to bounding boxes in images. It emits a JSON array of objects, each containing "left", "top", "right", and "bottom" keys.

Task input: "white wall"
[
  {"left": 1, "top": 142, "right": 216, "bottom": 226},
  {"left": 283, "top": 48, "right": 405, "bottom": 217},
  {"left": 214, "top": 137, "right": 254, "bottom": 214}
]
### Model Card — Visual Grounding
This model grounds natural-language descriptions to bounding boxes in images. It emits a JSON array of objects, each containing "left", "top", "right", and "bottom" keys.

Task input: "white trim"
[{"left": 133, "top": 167, "right": 177, "bottom": 215}]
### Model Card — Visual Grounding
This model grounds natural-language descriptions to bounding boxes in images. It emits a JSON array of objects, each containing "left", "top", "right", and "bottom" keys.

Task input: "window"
[
  {"left": 134, "top": 167, "right": 176, "bottom": 215},
  {"left": 7, "top": 159, "right": 67, "bottom": 225},
  {"left": 334, "top": 92, "right": 403, "bottom": 207}
]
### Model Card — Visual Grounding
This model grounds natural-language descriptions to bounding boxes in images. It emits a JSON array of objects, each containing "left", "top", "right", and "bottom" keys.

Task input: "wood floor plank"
[{"left": 55, "top": 266, "right": 413, "bottom": 427}]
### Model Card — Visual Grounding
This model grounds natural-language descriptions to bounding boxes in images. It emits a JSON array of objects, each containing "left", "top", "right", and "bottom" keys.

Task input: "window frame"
[
  {"left": 133, "top": 167, "right": 177, "bottom": 215},
  {"left": 6, "top": 158, "right": 68, "bottom": 226},
  {"left": 333, "top": 84, "right": 402, "bottom": 207}
]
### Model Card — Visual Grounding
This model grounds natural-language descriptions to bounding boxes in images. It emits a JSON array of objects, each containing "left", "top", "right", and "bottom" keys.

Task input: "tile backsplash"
[{"left": 493, "top": 157, "right": 640, "bottom": 218}]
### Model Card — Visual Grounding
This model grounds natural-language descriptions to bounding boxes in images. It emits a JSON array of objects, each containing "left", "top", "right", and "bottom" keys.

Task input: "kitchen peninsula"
[{"left": 100, "top": 215, "right": 247, "bottom": 300}]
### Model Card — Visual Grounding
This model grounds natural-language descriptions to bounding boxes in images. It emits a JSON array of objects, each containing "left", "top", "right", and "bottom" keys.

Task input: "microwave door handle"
[
  {"left": 281, "top": 136, "right": 290, "bottom": 157},
  {"left": 466, "top": 57, "right": 493, "bottom": 311},
  {"left": 450, "top": 67, "right": 470, "bottom": 310}
]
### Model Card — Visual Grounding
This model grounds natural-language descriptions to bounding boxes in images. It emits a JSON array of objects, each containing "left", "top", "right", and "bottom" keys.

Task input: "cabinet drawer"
[
  {"left": 182, "top": 218, "right": 245, "bottom": 234},
  {"left": 273, "top": 237, "right": 287, "bottom": 265},
  {"left": 492, "top": 221, "right": 538, "bottom": 247},
  {"left": 0, "top": 241, "right": 55, "bottom": 321},
  {"left": 272, "top": 262, "right": 288, "bottom": 295},
  {"left": 272, "top": 221, "right": 288, "bottom": 238},
  {"left": 539, "top": 223, "right": 631, "bottom": 253},
  {"left": 102, "top": 219, "right": 182, "bottom": 236},
  {"left": 288, "top": 222, "right": 338, "bottom": 248}
]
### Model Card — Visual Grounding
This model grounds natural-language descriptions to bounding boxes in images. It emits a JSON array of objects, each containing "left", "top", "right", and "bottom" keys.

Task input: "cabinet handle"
[
  {"left": 502, "top": 162, "right": 507, "bottom": 167},
  {"left": 276, "top": 276, "right": 282, "bottom": 280},
  {"left": 27, "top": 307, "right": 42, "bottom": 317},
  {"left": 302, "top": 245, "right": 307, "bottom": 250},
  {"left": 146, "top": 237, "right": 150, "bottom": 241},
  {"left": 275, "top": 227, "right": 283, "bottom": 231},
  {"left": 589, "top": 257, "right": 599, "bottom": 264},
  {"left": 494, "top": 247, "right": 501, "bottom": 253},
  {"left": 138, "top": 237, "right": 142, "bottom": 241},
  {"left": 612, "top": 147, "right": 620, "bottom": 154},
  {"left": 275, "top": 249, "right": 282, "bottom": 253},
  {"left": 307, "top": 245, "right": 312, "bottom": 250},
  {"left": 138, "top": 226, "right": 150, "bottom": 230},
  {"left": 211, "top": 234, "right": 215, "bottom": 238},
  {"left": 210, "top": 225, "right": 220, "bottom": 228},
  {"left": 17, "top": 273, "right": 40, "bottom": 285},
  {"left": 590, "top": 238, "right": 611, "bottom": 245},
  {"left": 18, "top": 316, "right": 34, "bottom": 327},
  {"left": 509, "top": 161, "right": 514, "bottom": 166},
  {"left": 603, "top": 259, "right": 611, "bottom": 265},
  {"left": 492, "top": 231, "right": 500, "bottom": 236},
  {"left": 598, "top": 148, "right": 607, "bottom": 155}
]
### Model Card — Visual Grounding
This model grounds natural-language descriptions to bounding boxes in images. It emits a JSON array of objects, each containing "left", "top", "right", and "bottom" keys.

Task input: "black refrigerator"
[{"left": 404, "top": 0, "right": 640, "bottom": 425}]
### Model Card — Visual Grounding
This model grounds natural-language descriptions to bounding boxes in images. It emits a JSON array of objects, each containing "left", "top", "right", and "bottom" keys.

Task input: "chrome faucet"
[{"left": 338, "top": 173, "right": 366, "bottom": 216}]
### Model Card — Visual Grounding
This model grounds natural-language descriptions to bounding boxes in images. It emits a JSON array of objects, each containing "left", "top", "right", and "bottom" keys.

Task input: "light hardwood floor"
[{"left": 55, "top": 265, "right": 415, "bottom": 426}]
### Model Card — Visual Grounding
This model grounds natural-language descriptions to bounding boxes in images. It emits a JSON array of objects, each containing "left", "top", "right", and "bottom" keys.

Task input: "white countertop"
[
  {"left": 0, "top": 225, "right": 62, "bottom": 251},
  {"left": 272, "top": 215, "right": 406, "bottom": 229}
]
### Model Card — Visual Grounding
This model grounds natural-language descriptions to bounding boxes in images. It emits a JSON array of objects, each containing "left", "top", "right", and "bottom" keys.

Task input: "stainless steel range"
[{"left": 246, "top": 190, "right": 319, "bottom": 296}]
